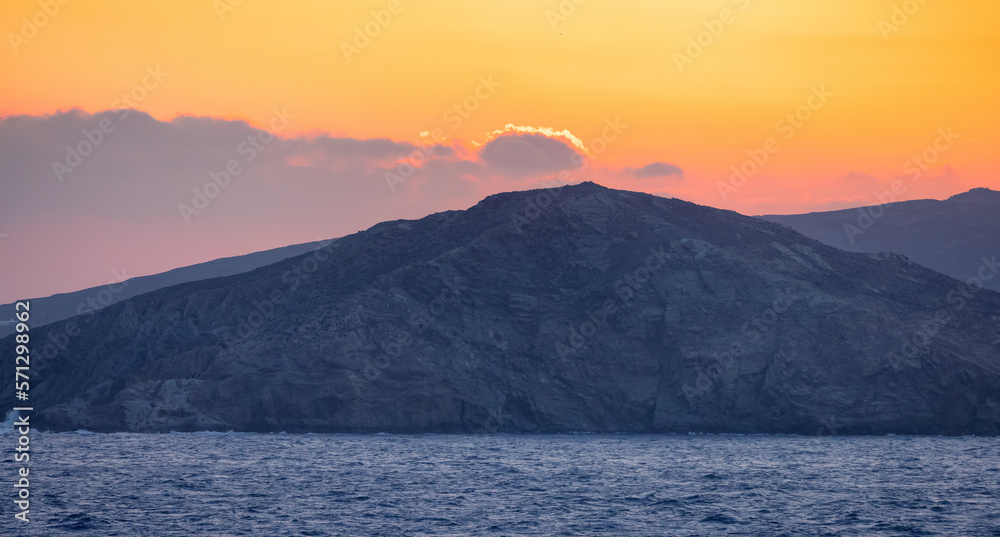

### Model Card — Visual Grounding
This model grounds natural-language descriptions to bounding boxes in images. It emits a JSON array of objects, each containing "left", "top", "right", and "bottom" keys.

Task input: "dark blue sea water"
[{"left": 2, "top": 433, "right": 999, "bottom": 536}]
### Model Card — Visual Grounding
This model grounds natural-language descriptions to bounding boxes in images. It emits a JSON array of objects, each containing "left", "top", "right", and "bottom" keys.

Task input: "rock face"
[
  {"left": 760, "top": 187, "right": 1000, "bottom": 292},
  {"left": 3, "top": 182, "right": 1000, "bottom": 434}
]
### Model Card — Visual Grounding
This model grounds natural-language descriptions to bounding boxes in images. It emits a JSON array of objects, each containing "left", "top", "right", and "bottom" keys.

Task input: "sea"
[{"left": 1, "top": 432, "right": 998, "bottom": 536}]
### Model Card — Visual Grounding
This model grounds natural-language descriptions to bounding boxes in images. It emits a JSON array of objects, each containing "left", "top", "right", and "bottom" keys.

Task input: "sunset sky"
[{"left": 1, "top": 0, "right": 998, "bottom": 303}]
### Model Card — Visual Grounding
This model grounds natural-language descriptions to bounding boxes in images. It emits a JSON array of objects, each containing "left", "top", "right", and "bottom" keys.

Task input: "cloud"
[
  {"left": 476, "top": 124, "right": 589, "bottom": 155},
  {"left": 478, "top": 133, "right": 583, "bottom": 178},
  {"left": 284, "top": 135, "right": 416, "bottom": 163},
  {"left": 0, "top": 111, "right": 617, "bottom": 302},
  {"left": 630, "top": 162, "right": 684, "bottom": 179}
]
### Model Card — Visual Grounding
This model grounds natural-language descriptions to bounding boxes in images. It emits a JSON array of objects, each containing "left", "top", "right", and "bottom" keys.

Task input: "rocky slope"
[
  {"left": 0, "top": 240, "right": 330, "bottom": 339},
  {"left": 3, "top": 182, "right": 999, "bottom": 434},
  {"left": 760, "top": 187, "right": 1000, "bottom": 292}
]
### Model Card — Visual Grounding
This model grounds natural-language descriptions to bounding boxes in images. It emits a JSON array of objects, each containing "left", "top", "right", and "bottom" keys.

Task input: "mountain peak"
[
  {"left": 946, "top": 187, "right": 1000, "bottom": 206},
  {"left": 6, "top": 184, "right": 1000, "bottom": 435}
]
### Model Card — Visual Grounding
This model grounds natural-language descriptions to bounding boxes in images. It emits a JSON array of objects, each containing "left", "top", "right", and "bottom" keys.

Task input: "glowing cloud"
[{"left": 474, "top": 124, "right": 590, "bottom": 156}]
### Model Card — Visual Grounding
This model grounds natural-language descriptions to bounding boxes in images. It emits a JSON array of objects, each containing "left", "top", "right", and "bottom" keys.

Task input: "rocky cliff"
[{"left": 4, "top": 182, "right": 1000, "bottom": 434}]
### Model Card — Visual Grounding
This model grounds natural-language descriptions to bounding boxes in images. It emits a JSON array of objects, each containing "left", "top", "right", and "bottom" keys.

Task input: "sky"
[{"left": 0, "top": 0, "right": 998, "bottom": 303}]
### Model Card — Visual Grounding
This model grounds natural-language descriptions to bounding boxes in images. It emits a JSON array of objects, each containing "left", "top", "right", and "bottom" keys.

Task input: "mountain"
[
  {"left": 947, "top": 187, "right": 1000, "bottom": 206},
  {"left": 759, "top": 188, "right": 1000, "bottom": 292},
  {"left": 0, "top": 240, "right": 331, "bottom": 339},
  {"left": 3, "top": 182, "right": 999, "bottom": 434}
]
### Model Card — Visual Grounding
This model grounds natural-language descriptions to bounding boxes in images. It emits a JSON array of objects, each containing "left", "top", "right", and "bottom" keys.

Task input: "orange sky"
[
  {"left": 1, "top": 0, "right": 999, "bottom": 303},
  {"left": 3, "top": 0, "right": 998, "bottom": 213}
]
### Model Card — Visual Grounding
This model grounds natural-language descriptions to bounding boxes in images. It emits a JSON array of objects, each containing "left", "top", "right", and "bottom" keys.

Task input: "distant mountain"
[
  {"left": 0, "top": 240, "right": 331, "bottom": 339},
  {"left": 759, "top": 188, "right": 1000, "bottom": 292},
  {"left": 3, "top": 183, "right": 999, "bottom": 435},
  {"left": 947, "top": 187, "right": 1000, "bottom": 206}
]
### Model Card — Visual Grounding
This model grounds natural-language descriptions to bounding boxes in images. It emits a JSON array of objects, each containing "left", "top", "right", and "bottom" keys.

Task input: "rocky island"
[{"left": 4, "top": 182, "right": 999, "bottom": 434}]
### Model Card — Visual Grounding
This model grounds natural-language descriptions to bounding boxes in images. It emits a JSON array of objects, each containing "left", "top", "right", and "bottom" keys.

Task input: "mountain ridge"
[
  {"left": 3, "top": 182, "right": 999, "bottom": 435},
  {"left": 0, "top": 239, "right": 332, "bottom": 339},
  {"left": 759, "top": 188, "right": 1000, "bottom": 292}
]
